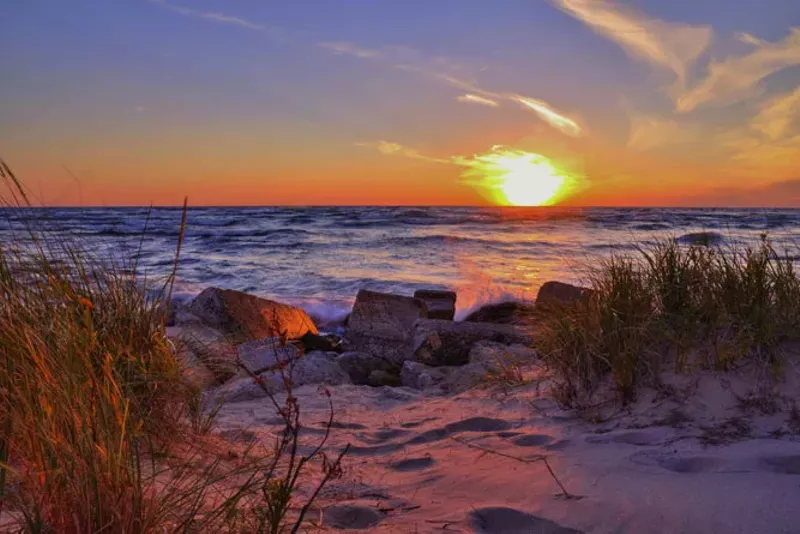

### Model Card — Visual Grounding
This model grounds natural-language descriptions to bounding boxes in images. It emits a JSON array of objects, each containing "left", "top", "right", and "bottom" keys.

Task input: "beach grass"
[
  {"left": 0, "top": 161, "right": 344, "bottom": 533},
  {"left": 535, "top": 236, "right": 800, "bottom": 406}
]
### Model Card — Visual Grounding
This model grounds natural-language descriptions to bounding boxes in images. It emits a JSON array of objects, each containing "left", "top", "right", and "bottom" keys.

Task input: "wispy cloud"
[
  {"left": 355, "top": 141, "right": 451, "bottom": 164},
  {"left": 751, "top": 86, "right": 800, "bottom": 141},
  {"left": 737, "top": 32, "right": 765, "bottom": 47},
  {"left": 318, "top": 42, "right": 379, "bottom": 59},
  {"left": 318, "top": 41, "right": 585, "bottom": 137},
  {"left": 457, "top": 94, "right": 500, "bottom": 107},
  {"left": 627, "top": 115, "right": 702, "bottom": 151},
  {"left": 552, "top": 0, "right": 712, "bottom": 86},
  {"left": 148, "top": 0, "right": 286, "bottom": 38},
  {"left": 515, "top": 97, "right": 583, "bottom": 137},
  {"left": 677, "top": 28, "right": 800, "bottom": 112}
]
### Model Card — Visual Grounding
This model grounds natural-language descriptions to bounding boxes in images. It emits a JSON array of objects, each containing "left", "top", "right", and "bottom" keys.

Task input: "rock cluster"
[{"left": 167, "top": 281, "right": 590, "bottom": 401}]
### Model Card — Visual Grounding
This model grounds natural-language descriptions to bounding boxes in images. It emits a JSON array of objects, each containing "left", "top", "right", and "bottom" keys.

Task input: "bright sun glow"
[{"left": 458, "top": 147, "right": 576, "bottom": 206}]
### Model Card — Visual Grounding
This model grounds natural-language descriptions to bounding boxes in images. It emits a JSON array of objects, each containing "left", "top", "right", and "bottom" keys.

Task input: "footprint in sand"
[
  {"left": 323, "top": 504, "right": 385, "bottom": 530},
  {"left": 405, "top": 428, "right": 450, "bottom": 445},
  {"left": 389, "top": 456, "right": 436, "bottom": 472},
  {"left": 545, "top": 439, "right": 572, "bottom": 451},
  {"left": 346, "top": 442, "right": 405, "bottom": 456},
  {"left": 659, "top": 456, "right": 721, "bottom": 474},
  {"left": 760, "top": 455, "right": 800, "bottom": 475},
  {"left": 326, "top": 421, "right": 368, "bottom": 430},
  {"left": 357, "top": 428, "right": 411, "bottom": 444},
  {"left": 469, "top": 507, "right": 584, "bottom": 534},
  {"left": 400, "top": 417, "right": 439, "bottom": 428},
  {"left": 445, "top": 417, "right": 514, "bottom": 433},
  {"left": 510, "top": 434, "right": 553, "bottom": 447},
  {"left": 586, "top": 430, "right": 664, "bottom": 446},
  {"left": 630, "top": 451, "right": 724, "bottom": 474}
]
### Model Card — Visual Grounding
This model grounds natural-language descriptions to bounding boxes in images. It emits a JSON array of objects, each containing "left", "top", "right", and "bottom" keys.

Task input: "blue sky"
[{"left": 1, "top": 1, "right": 799, "bottom": 206}]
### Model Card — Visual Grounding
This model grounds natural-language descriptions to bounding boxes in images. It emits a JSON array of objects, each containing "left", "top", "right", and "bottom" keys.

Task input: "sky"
[{"left": 1, "top": 0, "right": 799, "bottom": 207}]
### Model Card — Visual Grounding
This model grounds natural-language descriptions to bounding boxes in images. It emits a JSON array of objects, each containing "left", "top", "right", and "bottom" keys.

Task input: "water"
[{"left": 3, "top": 207, "right": 800, "bottom": 323}]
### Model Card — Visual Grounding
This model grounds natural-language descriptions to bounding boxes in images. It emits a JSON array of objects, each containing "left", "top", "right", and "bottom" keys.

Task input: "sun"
[{"left": 459, "top": 147, "right": 575, "bottom": 206}]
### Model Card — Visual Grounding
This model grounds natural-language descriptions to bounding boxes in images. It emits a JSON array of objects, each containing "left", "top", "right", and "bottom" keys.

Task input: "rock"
[
  {"left": 167, "top": 324, "right": 239, "bottom": 383},
  {"left": 215, "top": 351, "right": 351, "bottom": 403},
  {"left": 536, "top": 281, "right": 593, "bottom": 309},
  {"left": 412, "top": 319, "right": 532, "bottom": 367},
  {"left": 401, "top": 361, "right": 447, "bottom": 390},
  {"left": 236, "top": 338, "right": 301, "bottom": 374},
  {"left": 401, "top": 360, "right": 487, "bottom": 393},
  {"left": 188, "top": 287, "right": 317, "bottom": 342},
  {"left": 300, "top": 332, "right": 343, "bottom": 353},
  {"left": 413, "top": 289, "right": 457, "bottom": 320},
  {"left": 336, "top": 351, "right": 393, "bottom": 385},
  {"left": 368, "top": 369, "right": 402, "bottom": 387},
  {"left": 165, "top": 295, "right": 200, "bottom": 327},
  {"left": 344, "top": 290, "right": 428, "bottom": 364},
  {"left": 463, "top": 301, "right": 537, "bottom": 325}
]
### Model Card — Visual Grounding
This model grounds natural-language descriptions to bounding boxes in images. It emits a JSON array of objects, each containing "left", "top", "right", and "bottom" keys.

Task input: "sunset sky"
[{"left": 2, "top": 0, "right": 799, "bottom": 206}]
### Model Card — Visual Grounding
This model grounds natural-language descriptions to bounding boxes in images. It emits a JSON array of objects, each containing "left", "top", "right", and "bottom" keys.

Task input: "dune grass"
[
  {"left": 535, "top": 236, "right": 800, "bottom": 406},
  {"left": 0, "top": 161, "right": 345, "bottom": 533}
]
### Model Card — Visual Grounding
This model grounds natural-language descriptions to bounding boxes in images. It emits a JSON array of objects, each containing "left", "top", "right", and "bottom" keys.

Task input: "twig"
[
  {"left": 163, "top": 196, "right": 188, "bottom": 324},
  {"left": 448, "top": 435, "right": 579, "bottom": 499}
]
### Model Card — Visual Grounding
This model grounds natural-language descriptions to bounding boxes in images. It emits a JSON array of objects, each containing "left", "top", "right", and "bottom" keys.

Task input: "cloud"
[
  {"left": 627, "top": 115, "right": 703, "bottom": 151},
  {"left": 552, "top": 0, "right": 712, "bottom": 86},
  {"left": 318, "top": 42, "right": 379, "bottom": 59},
  {"left": 457, "top": 94, "right": 500, "bottom": 107},
  {"left": 514, "top": 96, "right": 583, "bottom": 137},
  {"left": 737, "top": 32, "right": 765, "bottom": 47},
  {"left": 134, "top": 106, "right": 145, "bottom": 113},
  {"left": 355, "top": 141, "right": 451, "bottom": 164},
  {"left": 677, "top": 28, "right": 800, "bottom": 112},
  {"left": 319, "top": 41, "right": 585, "bottom": 137},
  {"left": 148, "top": 0, "right": 286, "bottom": 38},
  {"left": 751, "top": 86, "right": 800, "bottom": 141}
]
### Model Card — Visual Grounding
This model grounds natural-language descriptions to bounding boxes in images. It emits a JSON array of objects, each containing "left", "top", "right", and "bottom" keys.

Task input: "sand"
[{"left": 213, "top": 359, "right": 800, "bottom": 534}]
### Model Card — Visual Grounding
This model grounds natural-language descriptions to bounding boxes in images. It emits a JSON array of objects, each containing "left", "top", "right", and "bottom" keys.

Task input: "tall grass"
[
  {"left": 536, "top": 237, "right": 800, "bottom": 406},
  {"left": 0, "top": 161, "right": 346, "bottom": 532}
]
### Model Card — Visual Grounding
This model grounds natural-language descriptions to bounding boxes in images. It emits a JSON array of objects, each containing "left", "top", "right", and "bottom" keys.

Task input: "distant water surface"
[{"left": 3, "top": 207, "right": 799, "bottom": 323}]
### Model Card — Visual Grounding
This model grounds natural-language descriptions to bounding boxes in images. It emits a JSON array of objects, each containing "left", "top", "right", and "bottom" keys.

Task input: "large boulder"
[
  {"left": 214, "top": 351, "right": 351, "bottom": 403},
  {"left": 344, "top": 290, "right": 428, "bottom": 364},
  {"left": 535, "top": 281, "right": 593, "bottom": 309},
  {"left": 188, "top": 287, "right": 318, "bottom": 342},
  {"left": 412, "top": 319, "right": 532, "bottom": 367},
  {"left": 413, "top": 290, "right": 457, "bottom": 321},
  {"left": 463, "top": 301, "right": 537, "bottom": 325}
]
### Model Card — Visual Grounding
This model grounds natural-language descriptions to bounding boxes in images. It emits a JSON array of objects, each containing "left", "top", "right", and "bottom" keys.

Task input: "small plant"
[{"left": 233, "top": 336, "right": 350, "bottom": 533}]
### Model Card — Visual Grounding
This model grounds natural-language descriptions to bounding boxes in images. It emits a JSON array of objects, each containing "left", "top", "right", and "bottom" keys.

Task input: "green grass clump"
[{"left": 536, "top": 237, "right": 800, "bottom": 407}]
